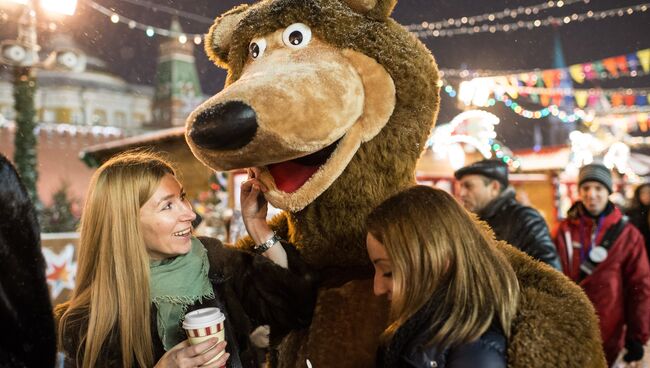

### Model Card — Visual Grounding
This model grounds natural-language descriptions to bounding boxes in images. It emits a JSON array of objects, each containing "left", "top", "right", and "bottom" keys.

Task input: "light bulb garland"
[
  {"left": 112, "top": 0, "right": 213, "bottom": 24},
  {"left": 440, "top": 48, "right": 650, "bottom": 86},
  {"left": 88, "top": 0, "right": 204, "bottom": 41},
  {"left": 80, "top": 1, "right": 649, "bottom": 44},
  {"left": 412, "top": 3, "right": 649, "bottom": 38},
  {"left": 443, "top": 83, "right": 588, "bottom": 123},
  {"left": 489, "top": 139, "right": 522, "bottom": 169},
  {"left": 405, "top": 0, "right": 588, "bottom": 31}
]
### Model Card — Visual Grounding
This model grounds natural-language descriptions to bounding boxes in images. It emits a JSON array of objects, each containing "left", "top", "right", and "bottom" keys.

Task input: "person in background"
[
  {"left": 55, "top": 150, "right": 316, "bottom": 368},
  {"left": 454, "top": 159, "right": 561, "bottom": 270},
  {"left": 554, "top": 163, "right": 650, "bottom": 366},
  {"left": 626, "top": 182, "right": 650, "bottom": 262},
  {"left": 367, "top": 185, "right": 519, "bottom": 368},
  {"left": 0, "top": 154, "right": 57, "bottom": 368}
]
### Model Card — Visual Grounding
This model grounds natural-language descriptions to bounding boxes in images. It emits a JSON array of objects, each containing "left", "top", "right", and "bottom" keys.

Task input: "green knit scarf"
[{"left": 150, "top": 237, "right": 214, "bottom": 351}]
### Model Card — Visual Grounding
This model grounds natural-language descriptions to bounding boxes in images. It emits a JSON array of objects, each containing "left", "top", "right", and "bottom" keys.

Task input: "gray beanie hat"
[{"left": 578, "top": 163, "right": 612, "bottom": 193}]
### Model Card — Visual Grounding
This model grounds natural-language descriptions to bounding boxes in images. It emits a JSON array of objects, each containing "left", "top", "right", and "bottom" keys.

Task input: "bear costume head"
[
  {"left": 186, "top": 0, "right": 439, "bottom": 275},
  {"left": 186, "top": 0, "right": 606, "bottom": 366}
]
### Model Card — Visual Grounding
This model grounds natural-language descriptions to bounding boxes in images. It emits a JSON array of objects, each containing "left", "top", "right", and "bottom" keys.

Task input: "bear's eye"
[
  {"left": 282, "top": 23, "right": 312, "bottom": 49},
  {"left": 249, "top": 38, "right": 267, "bottom": 60}
]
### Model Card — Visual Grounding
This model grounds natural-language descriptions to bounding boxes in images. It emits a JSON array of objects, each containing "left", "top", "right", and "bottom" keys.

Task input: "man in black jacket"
[{"left": 454, "top": 159, "right": 562, "bottom": 270}]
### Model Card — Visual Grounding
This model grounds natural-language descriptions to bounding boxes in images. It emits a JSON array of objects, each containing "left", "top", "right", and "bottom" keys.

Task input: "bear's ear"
[
  {"left": 341, "top": 0, "right": 397, "bottom": 20},
  {"left": 204, "top": 4, "right": 250, "bottom": 67}
]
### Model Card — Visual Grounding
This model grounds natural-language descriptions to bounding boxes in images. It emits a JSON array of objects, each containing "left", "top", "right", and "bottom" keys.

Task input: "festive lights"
[
  {"left": 87, "top": 0, "right": 204, "bottom": 41},
  {"left": 412, "top": 3, "right": 649, "bottom": 38},
  {"left": 443, "top": 83, "right": 592, "bottom": 123},
  {"left": 80, "top": 1, "right": 649, "bottom": 44},
  {"left": 405, "top": 0, "right": 588, "bottom": 31}
]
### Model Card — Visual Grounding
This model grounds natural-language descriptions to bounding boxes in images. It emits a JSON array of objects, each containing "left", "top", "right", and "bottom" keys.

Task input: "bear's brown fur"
[{"left": 186, "top": 0, "right": 606, "bottom": 366}]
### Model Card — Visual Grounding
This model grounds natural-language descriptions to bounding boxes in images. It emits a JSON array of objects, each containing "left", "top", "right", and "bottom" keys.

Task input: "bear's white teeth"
[{"left": 173, "top": 228, "right": 191, "bottom": 237}]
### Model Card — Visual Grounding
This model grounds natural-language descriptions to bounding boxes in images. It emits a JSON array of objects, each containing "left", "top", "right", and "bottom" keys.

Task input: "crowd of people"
[{"left": 2, "top": 151, "right": 650, "bottom": 367}]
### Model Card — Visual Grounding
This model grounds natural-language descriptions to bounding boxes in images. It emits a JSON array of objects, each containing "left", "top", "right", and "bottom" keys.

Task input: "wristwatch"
[{"left": 253, "top": 232, "right": 282, "bottom": 254}]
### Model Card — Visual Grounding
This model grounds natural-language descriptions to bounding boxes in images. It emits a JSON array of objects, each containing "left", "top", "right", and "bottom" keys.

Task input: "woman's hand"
[
  {"left": 154, "top": 338, "right": 229, "bottom": 368},
  {"left": 240, "top": 168, "right": 288, "bottom": 268},
  {"left": 240, "top": 168, "right": 272, "bottom": 244}
]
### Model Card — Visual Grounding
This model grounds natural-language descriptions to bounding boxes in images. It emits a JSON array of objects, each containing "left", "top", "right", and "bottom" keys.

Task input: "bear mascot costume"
[{"left": 185, "top": 0, "right": 606, "bottom": 366}]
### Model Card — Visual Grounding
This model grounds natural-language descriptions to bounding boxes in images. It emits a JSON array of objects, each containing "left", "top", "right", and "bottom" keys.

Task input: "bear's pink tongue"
[{"left": 268, "top": 161, "right": 320, "bottom": 193}]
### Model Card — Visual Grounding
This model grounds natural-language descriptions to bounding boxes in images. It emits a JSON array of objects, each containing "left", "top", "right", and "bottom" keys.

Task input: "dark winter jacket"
[
  {"left": 55, "top": 237, "right": 317, "bottom": 367},
  {"left": 377, "top": 291, "right": 507, "bottom": 368},
  {"left": 478, "top": 188, "right": 562, "bottom": 270},
  {"left": 0, "top": 154, "right": 56, "bottom": 368},
  {"left": 627, "top": 205, "right": 650, "bottom": 261},
  {"left": 554, "top": 202, "right": 650, "bottom": 365}
]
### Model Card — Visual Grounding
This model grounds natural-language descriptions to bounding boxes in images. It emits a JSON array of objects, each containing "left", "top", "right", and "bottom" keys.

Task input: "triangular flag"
[
  {"left": 593, "top": 61, "right": 605, "bottom": 75},
  {"left": 552, "top": 94, "right": 563, "bottom": 106},
  {"left": 519, "top": 73, "right": 529, "bottom": 85},
  {"left": 638, "top": 49, "right": 650, "bottom": 73},
  {"left": 575, "top": 91, "right": 588, "bottom": 108},
  {"left": 530, "top": 93, "right": 540, "bottom": 104},
  {"left": 540, "top": 94, "right": 550, "bottom": 106},
  {"left": 526, "top": 73, "right": 538, "bottom": 87},
  {"left": 602, "top": 57, "right": 618, "bottom": 76},
  {"left": 636, "top": 95, "right": 647, "bottom": 106},
  {"left": 583, "top": 63, "right": 596, "bottom": 80},
  {"left": 611, "top": 93, "right": 623, "bottom": 107},
  {"left": 616, "top": 55, "right": 628, "bottom": 73},
  {"left": 542, "top": 70, "right": 557, "bottom": 88},
  {"left": 624, "top": 93, "right": 635, "bottom": 106},
  {"left": 638, "top": 113, "right": 648, "bottom": 132},
  {"left": 626, "top": 53, "right": 640, "bottom": 71},
  {"left": 569, "top": 64, "right": 585, "bottom": 83}
]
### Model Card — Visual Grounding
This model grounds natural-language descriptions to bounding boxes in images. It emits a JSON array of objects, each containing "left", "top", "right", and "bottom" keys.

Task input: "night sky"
[{"left": 1, "top": 0, "right": 649, "bottom": 149}]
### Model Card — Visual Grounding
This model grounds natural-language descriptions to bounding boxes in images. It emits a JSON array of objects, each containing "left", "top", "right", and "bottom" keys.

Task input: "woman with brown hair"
[
  {"left": 55, "top": 150, "right": 316, "bottom": 368},
  {"left": 366, "top": 185, "right": 520, "bottom": 368}
]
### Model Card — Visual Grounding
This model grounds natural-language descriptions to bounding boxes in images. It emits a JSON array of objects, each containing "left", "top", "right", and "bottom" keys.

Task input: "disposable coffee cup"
[{"left": 182, "top": 307, "right": 226, "bottom": 365}]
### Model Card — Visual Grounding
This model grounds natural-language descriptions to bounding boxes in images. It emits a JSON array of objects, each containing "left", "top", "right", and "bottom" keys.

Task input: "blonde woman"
[
  {"left": 366, "top": 185, "right": 519, "bottom": 368},
  {"left": 55, "top": 151, "right": 316, "bottom": 368}
]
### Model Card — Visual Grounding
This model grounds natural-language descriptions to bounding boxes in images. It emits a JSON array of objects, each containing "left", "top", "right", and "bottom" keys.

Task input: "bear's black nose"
[{"left": 189, "top": 101, "right": 258, "bottom": 150}]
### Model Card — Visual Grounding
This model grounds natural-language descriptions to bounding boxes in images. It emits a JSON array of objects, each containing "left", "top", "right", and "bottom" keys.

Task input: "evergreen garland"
[
  {"left": 13, "top": 66, "right": 39, "bottom": 206},
  {"left": 40, "top": 184, "right": 80, "bottom": 233}
]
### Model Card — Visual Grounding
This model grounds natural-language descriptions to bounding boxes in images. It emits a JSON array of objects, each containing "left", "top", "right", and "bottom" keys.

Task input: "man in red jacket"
[{"left": 554, "top": 163, "right": 650, "bottom": 365}]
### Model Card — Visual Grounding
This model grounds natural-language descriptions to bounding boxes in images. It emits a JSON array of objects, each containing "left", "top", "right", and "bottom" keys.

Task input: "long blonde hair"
[
  {"left": 57, "top": 150, "right": 176, "bottom": 368},
  {"left": 366, "top": 185, "right": 519, "bottom": 350}
]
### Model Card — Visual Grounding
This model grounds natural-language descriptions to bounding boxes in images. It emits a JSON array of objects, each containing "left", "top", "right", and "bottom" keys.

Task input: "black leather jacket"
[
  {"left": 401, "top": 324, "right": 507, "bottom": 368},
  {"left": 478, "top": 188, "right": 562, "bottom": 271}
]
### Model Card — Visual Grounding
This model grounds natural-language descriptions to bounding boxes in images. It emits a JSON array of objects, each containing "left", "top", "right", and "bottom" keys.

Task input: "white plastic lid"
[{"left": 182, "top": 307, "right": 225, "bottom": 329}]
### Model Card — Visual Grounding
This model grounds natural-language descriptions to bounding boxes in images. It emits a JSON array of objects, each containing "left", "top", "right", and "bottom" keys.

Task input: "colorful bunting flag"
[
  {"left": 638, "top": 49, "right": 650, "bottom": 73},
  {"left": 574, "top": 91, "right": 588, "bottom": 108},
  {"left": 602, "top": 57, "right": 618, "bottom": 77},
  {"left": 569, "top": 64, "right": 585, "bottom": 84},
  {"left": 626, "top": 53, "right": 639, "bottom": 71}
]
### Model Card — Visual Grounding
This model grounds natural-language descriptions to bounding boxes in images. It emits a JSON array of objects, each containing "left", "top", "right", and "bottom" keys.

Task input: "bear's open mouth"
[{"left": 267, "top": 138, "right": 342, "bottom": 193}]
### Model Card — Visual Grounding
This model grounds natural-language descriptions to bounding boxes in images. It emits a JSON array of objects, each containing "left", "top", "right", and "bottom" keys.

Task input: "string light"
[
  {"left": 413, "top": 3, "right": 649, "bottom": 38},
  {"left": 112, "top": 0, "right": 213, "bottom": 24},
  {"left": 441, "top": 68, "right": 648, "bottom": 80},
  {"left": 88, "top": 0, "right": 203, "bottom": 41},
  {"left": 499, "top": 85, "right": 650, "bottom": 97},
  {"left": 442, "top": 83, "right": 588, "bottom": 123},
  {"left": 405, "top": 0, "right": 588, "bottom": 31},
  {"left": 87, "top": 0, "right": 648, "bottom": 43}
]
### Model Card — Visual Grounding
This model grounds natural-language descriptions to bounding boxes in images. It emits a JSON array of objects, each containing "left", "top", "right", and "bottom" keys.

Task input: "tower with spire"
[{"left": 149, "top": 18, "right": 203, "bottom": 129}]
